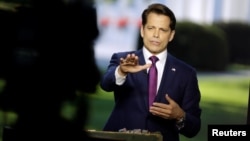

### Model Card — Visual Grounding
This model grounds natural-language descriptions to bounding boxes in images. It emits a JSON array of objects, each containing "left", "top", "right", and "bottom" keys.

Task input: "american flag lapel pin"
[{"left": 171, "top": 68, "right": 176, "bottom": 72}]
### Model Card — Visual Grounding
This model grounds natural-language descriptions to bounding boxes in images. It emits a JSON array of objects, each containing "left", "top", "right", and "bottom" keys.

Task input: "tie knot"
[{"left": 149, "top": 56, "right": 159, "bottom": 64}]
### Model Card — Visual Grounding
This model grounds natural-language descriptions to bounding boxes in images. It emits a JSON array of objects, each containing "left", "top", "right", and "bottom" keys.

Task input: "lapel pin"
[{"left": 171, "top": 68, "right": 176, "bottom": 72}]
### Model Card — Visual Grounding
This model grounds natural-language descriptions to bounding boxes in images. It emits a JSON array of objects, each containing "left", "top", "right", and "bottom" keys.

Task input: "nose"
[{"left": 153, "top": 30, "right": 159, "bottom": 38}]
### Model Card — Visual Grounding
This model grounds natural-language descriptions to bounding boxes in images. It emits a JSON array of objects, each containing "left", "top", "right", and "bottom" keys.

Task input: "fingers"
[
  {"left": 125, "top": 54, "right": 138, "bottom": 64},
  {"left": 120, "top": 53, "right": 139, "bottom": 65},
  {"left": 119, "top": 53, "right": 151, "bottom": 73},
  {"left": 149, "top": 104, "right": 171, "bottom": 119}
]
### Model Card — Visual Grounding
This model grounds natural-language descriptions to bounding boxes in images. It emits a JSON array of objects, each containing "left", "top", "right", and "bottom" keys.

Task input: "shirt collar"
[{"left": 142, "top": 47, "right": 167, "bottom": 63}]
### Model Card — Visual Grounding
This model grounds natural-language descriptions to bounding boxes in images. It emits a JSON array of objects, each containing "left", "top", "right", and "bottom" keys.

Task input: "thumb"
[
  {"left": 141, "top": 63, "right": 151, "bottom": 70},
  {"left": 165, "top": 94, "right": 173, "bottom": 104}
]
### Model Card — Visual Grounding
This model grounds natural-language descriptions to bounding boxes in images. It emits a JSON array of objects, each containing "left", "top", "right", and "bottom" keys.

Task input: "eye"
[
  {"left": 147, "top": 27, "right": 153, "bottom": 30},
  {"left": 160, "top": 28, "right": 168, "bottom": 32}
]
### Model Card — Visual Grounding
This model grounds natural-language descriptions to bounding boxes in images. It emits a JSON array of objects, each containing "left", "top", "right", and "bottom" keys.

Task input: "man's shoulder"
[{"left": 168, "top": 53, "right": 197, "bottom": 72}]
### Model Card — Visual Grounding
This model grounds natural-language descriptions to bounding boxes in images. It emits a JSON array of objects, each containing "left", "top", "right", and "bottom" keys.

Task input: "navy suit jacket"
[{"left": 100, "top": 49, "right": 201, "bottom": 141}]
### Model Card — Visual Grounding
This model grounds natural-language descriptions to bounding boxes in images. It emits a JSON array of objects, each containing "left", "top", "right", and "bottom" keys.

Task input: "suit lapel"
[
  {"left": 135, "top": 50, "right": 150, "bottom": 109},
  {"left": 155, "top": 54, "right": 177, "bottom": 103}
]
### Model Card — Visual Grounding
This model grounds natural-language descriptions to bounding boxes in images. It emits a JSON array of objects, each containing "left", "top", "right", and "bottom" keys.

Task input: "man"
[{"left": 100, "top": 3, "right": 201, "bottom": 141}]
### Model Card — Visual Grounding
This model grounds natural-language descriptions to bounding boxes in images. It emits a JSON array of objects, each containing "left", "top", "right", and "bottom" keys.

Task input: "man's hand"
[
  {"left": 149, "top": 94, "right": 185, "bottom": 120},
  {"left": 118, "top": 53, "right": 151, "bottom": 76}
]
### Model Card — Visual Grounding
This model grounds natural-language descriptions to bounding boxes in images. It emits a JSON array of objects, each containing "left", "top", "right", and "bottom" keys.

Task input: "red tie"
[{"left": 148, "top": 56, "right": 159, "bottom": 107}]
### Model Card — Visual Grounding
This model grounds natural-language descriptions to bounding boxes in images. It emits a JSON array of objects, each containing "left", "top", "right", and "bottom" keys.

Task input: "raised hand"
[{"left": 118, "top": 53, "right": 151, "bottom": 76}]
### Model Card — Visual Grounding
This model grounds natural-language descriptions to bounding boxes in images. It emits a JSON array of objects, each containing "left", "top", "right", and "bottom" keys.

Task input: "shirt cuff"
[{"left": 115, "top": 66, "right": 126, "bottom": 85}]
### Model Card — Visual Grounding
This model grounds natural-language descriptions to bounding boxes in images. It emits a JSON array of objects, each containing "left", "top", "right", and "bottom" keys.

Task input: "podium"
[{"left": 87, "top": 130, "right": 163, "bottom": 141}]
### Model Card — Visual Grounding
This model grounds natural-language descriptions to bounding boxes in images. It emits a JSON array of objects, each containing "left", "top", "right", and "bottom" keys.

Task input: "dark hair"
[{"left": 141, "top": 3, "right": 176, "bottom": 30}]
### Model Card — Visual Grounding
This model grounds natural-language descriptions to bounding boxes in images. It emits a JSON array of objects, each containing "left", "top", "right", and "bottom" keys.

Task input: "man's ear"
[
  {"left": 140, "top": 26, "right": 144, "bottom": 38},
  {"left": 169, "top": 30, "right": 175, "bottom": 42}
]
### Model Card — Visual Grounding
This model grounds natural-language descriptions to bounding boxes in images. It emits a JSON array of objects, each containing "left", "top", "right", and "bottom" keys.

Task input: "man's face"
[{"left": 141, "top": 12, "right": 175, "bottom": 55}]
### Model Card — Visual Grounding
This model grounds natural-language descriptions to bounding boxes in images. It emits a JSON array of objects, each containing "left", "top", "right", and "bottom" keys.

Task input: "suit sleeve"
[
  {"left": 179, "top": 69, "right": 202, "bottom": 138},
  {"left": 100, "top": 53, "right": 121, "bottom": 92}
]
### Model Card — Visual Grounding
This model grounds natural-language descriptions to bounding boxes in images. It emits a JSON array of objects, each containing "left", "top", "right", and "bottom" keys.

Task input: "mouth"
[{"left": 150, "top": 40, "right": 160, "bottom": 46}]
